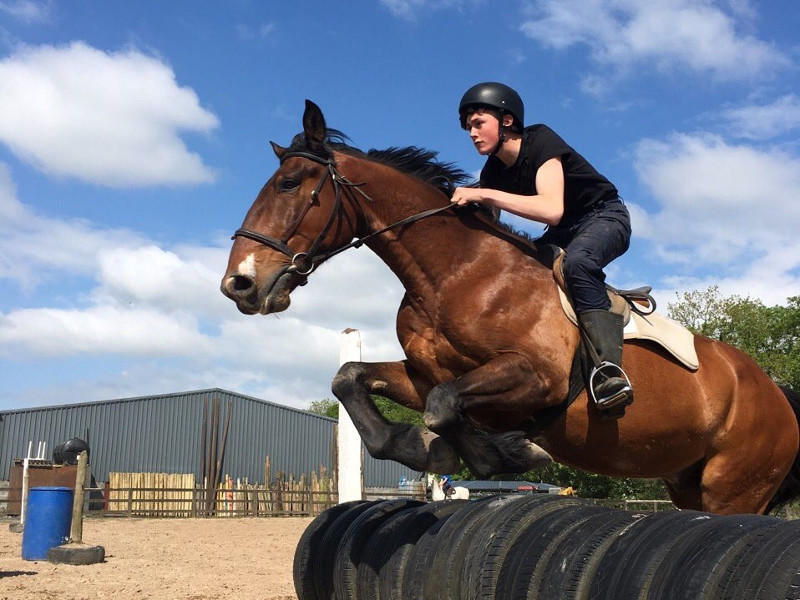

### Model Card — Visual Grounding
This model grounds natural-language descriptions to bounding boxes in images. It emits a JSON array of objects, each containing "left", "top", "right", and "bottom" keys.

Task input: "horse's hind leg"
[
  {"left": 332, "top": 360, "right": 461, "bottom": 474},
  {"left": 423, "top": 353, "right": 555, "bottom": 478}
]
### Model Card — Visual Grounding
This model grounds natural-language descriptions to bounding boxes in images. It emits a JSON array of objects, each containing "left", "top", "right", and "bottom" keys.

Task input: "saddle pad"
[{"left": 558, "top": 288, "right": 699, "bottom": 371}]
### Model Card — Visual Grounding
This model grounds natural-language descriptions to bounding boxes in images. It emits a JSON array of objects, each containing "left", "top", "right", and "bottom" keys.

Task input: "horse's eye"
[{"left": 279, "top": 178, "right": 299, "bottom": 192}]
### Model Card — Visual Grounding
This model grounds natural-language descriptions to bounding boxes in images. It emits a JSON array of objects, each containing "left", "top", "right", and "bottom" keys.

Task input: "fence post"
[{"left": 338, "top": 328, "right": 365, "bottom": 503}]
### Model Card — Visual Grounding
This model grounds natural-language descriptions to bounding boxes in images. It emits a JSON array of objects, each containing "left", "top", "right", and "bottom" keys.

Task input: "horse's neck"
[{"left": 355, "top": 170, "right": 549, "bottom": 299}]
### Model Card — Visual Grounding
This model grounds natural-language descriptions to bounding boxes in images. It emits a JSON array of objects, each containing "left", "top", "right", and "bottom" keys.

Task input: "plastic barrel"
[{"left": 21, "top": 486, "right": 74, "bottom": 560}]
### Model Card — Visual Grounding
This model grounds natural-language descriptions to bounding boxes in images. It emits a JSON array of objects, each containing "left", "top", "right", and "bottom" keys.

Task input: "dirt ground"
[{"left": 0, "top": 516, "right": 312, "bottom": 600}]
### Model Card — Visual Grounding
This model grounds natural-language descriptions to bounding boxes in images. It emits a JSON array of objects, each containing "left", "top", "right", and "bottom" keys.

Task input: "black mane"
[
  {"left": 287, "top": 129, "right": 471, "bottom": 195},
  {"left": 286, "top": 130, "right": 547, "bottom": 260}
]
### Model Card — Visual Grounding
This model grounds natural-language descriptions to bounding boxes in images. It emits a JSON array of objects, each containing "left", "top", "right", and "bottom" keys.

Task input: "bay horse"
[{"left": 221, "top": 100, "right": 800, "bottom": 515}]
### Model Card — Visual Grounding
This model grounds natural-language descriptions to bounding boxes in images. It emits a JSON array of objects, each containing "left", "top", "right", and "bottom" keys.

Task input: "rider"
[{"left": 451, "top": 82, "right": 633, "bottom": 410}]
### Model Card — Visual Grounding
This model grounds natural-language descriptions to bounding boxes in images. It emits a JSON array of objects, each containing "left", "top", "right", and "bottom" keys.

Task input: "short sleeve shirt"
[{"left": 479, "top": 125, "right": 619, "bottom": 228}]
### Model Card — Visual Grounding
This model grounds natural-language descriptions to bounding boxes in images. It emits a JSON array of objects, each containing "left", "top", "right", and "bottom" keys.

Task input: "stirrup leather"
[{"left": 589, "top": 361, "right": 633, "bottom": 409}]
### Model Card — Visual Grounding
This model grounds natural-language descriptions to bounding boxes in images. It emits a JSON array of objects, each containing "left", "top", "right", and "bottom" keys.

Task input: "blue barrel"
[{"left": 21, "top": 486, "right": 74, "bottom": 560}]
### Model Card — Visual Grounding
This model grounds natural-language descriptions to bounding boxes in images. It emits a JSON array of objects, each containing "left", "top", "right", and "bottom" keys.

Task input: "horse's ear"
[
  {"left": 270, "top": 141, "right": 288, "bottom": 160},
  {"left": 302, "top": 99, "right": 327, "bottom": 153}
]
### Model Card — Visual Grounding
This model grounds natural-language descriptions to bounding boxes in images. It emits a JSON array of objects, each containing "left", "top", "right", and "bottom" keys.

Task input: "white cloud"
[
  {"left": 236, "top": 23, "right": 276, "bottom": 40},
  {"left": 93, "top": 245, "right": 230, "bottom": 316},
  {"left": 719, "top": 95, "right": 800, "bottom": 140},
  {"left": 0, "top": 0, "right": 52, "bottom": 23},
  {"left": 0, "top": 305, "right": 211, "bottom": 357},
  {"left": 631, "top": 132, "right": 800, "bottom": 302},
  {"left": 379, "top": 0, "right": 478, "bottom": 20},
  {"left": 0, "top": 163, "right": 146, "bottom": 289},
  {"left": 0, "top": 41, "right": 219, "bottom": 186},
  {"left": 520, "top": 0, "right": 789, "bottom": 84}
]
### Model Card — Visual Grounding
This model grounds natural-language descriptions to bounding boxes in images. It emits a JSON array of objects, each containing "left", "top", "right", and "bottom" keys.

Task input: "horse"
[{"left": 221, "top": 100, "right": 800, "bottom": 515}]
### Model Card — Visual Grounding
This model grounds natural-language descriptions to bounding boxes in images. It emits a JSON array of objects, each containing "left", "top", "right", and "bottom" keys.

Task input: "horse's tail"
[{"left": 766, "top": 385, "right": 800, "bottom": 514}]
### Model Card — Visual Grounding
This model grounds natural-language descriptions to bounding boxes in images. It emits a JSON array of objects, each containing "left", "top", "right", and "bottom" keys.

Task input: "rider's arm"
[{"left": 451, "top": 157, "right": 565, "bottom": 226}]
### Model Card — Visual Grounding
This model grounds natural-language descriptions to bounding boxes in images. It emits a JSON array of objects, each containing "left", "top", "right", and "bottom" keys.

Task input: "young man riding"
[{"left": 451, "top": 82, "right": 633, "bottom": 410}]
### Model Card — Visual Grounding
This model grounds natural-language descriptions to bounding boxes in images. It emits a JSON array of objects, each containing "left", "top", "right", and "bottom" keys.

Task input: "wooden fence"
[{"left": 104, "top": 463, "right": 343, "bottom": 517}]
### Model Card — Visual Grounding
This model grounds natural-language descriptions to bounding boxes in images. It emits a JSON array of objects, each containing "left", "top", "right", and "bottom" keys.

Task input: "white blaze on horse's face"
[{"left": 237, "top": 253, "right": 257, "bottom": 279}]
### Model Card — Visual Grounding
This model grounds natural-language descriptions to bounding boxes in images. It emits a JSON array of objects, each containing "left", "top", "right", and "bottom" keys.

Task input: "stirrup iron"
[{"left": 589, "top": 361, "right": 633, "bottom": 409}]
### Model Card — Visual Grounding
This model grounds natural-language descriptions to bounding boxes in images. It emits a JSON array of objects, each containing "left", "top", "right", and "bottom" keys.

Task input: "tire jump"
[{"left": 294, "top": 495, "right": 800, "bottom": 600}]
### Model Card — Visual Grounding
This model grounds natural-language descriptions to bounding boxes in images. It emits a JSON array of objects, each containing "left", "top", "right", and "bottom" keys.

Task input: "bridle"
[{"left": 232, "top": 149, "right": 457, "bottom": 281}]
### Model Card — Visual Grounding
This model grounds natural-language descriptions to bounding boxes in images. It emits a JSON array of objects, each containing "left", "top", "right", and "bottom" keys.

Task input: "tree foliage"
[
  {"left": 668, "top": 286, "right": 800, "bottom": 390},
  {"left": 307, "top": 396, "right": 423, "bottom": 426}
]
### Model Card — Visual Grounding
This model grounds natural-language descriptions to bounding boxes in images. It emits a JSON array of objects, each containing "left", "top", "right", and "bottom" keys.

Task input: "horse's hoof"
[
  {"left": 522, "top": 440, "right": 554, "bottom": 470},
  {"left": 425, "top": 435, "right": 461, "bottom": 474},
  {"left": 495, "top": 432, "right": 553, "bottom": 472}
]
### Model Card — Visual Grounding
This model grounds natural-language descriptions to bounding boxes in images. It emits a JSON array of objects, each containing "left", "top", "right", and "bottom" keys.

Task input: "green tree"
[
  {"left": 668, "top": 287, "right": 800, "bottom": 390},
  {"left": 307, "top": 396, "right": 424, "bottom": 426},
  {"left": 308, "top": 398, "right": 338, "bottom": 418}
]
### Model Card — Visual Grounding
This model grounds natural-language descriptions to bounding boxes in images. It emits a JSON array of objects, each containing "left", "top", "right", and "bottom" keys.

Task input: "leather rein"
[{"left": 231, "top": 150, "right": 457, "bottom": 281}]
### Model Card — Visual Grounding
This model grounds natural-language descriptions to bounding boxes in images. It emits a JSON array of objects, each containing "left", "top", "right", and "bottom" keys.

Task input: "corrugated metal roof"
[{"left": 0, "top": 389, "right": 421, "bottom": 487}]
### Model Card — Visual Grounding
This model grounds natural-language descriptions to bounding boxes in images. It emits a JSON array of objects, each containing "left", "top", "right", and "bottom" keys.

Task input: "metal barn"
[{"left": 0, "top": 388, "right": 420, "bottom": 487}]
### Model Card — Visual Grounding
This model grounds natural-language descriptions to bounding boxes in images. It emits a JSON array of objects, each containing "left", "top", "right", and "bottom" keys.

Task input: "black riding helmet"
[{"left": 459, "top": 82, "right": 524, "bottom": 131}]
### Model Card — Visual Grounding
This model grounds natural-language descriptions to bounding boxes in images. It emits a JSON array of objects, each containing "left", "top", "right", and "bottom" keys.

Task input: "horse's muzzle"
[{"left": 220, "top": 269, "right": 294, "bottom": 315}]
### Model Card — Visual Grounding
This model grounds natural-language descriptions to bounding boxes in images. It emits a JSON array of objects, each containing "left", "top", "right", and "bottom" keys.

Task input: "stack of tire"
[{"left": 293, "top": 494, "right": 800, "bottom": 599}]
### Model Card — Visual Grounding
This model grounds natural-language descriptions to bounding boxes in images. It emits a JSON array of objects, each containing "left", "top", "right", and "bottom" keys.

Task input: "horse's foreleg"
[
  {"left": 331, "top": 360, "right": 461, "bottom": 474},
  {"left": 423, "top": 352, "right": 555, "bottom": 478}
]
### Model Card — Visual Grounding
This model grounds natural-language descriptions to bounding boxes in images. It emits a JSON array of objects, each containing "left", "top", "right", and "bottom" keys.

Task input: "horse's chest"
[{"left": 399, "top": 325, "right": 479, "bottom": 382}]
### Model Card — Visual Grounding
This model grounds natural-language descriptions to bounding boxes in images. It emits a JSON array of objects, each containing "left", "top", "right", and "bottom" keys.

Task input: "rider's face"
[{"left": 465, "top": 110, "right": 501, "bottom": 156}]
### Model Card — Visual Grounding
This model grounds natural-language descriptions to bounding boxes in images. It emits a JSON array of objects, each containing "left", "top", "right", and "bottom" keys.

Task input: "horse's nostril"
[
  {"left": 232, "top": 275, "right": 253, "bottom": 292},
  {"left": 224, "top": 274, "right": 255, "bottom": 297}
]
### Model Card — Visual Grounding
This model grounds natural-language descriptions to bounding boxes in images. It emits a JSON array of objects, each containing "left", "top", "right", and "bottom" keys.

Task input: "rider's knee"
[{"left": 562, "top": 248, "right": 601, "bottom": 281}]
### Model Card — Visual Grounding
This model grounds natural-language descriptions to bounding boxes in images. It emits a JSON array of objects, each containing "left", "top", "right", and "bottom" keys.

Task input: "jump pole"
[{"left": 338, "top": 328, "right": 364, "bottom": 503}]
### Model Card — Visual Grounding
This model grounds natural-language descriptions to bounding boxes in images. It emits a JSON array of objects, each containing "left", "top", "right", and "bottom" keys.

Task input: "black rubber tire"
[
  {"left": 370, "top": 499, "right": 468, "bottom": 600},
  {"left": 46, "top": 543, "right": 105, "bottom": 565},
  {"left": 293, "top": 500, "right": 369, "bottom": 600},
  {"left": 492, "top": 503, "right": 612, "bottom": 600},
  {"left": 588, "top": 509, "right": 714, "bottom": 600},
  {"left": 356, "top": 507, "right": 419, "bottom": 600},
  {"left": 460, "top": 495, "right": 592, "bottom": 600},
  {"left": 423, "top": 494, "right": 530, "bottom": 600},
  {"left": 333, "top": 499, "right": 424, "bottom": 600},
  {"left": 719, "top": 520, "right": 800, "bottom": 600},
  {"left": 532, "top": 508, "right": 645, "bottom": 600},
  {"left": 393, "top": 500, "right": 473, "bottom": 600},
  {"left": 313, "top": 501, "right": 380, "bottom": 600},
  {"left": 645, "top": 513, "right": 782, "bottom": 600}
]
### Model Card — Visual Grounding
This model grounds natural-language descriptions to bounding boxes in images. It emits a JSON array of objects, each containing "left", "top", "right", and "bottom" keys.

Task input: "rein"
[{"left": 232, "top": 150, "right": 457, "bottom": 279}]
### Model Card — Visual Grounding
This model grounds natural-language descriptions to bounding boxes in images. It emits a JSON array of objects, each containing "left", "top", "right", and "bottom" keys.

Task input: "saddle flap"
[
  {"left": 552, "top": 248, "right": 631, "bottom": 324},
  {"left": 552, "top": 247, "right": 697, "bottom": 370}
]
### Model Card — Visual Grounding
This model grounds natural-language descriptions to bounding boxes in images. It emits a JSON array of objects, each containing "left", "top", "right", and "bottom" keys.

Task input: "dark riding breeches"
[{"left": 537, "top": 201, "right": 631, "bottom": 314}]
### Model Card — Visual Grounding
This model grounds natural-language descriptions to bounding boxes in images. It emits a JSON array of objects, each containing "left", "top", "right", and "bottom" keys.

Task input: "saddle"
[
  {"left": 525, "top": 247, "right": 700, "bottom": 427},
  {"left": 552, "top": 248, "right": 698, "bottom": 371}
]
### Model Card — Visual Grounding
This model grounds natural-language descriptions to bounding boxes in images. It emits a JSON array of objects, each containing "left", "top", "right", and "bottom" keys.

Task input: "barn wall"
[{"left": 0, "top": 389, "right": 420, "bottom": 487}]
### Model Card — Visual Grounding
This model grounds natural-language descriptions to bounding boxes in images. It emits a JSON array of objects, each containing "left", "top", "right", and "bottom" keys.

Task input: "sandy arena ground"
[{"left": 0, "top": 516, "right": 312, "bottom": 600}]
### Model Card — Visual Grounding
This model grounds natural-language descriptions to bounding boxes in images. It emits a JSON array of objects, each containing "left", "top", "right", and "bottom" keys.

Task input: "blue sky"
[{"left": 1, "top": 0, "right": 799, "bottom": 411}]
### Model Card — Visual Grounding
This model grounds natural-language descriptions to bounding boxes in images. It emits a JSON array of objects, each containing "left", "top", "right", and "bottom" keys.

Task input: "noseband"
[{"left": 232, "top": 150, "right": 457, "bottom": 281}]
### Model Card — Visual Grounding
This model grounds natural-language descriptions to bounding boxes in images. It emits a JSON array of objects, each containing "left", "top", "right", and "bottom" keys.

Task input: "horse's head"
[{"left": 221, "top": 100, "right": 361, "bottom": 315}]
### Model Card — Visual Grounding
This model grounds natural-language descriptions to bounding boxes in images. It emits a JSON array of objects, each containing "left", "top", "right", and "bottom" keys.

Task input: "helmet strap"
[{"left": 490, "top": 124, "right": 507, "bottom": 156}]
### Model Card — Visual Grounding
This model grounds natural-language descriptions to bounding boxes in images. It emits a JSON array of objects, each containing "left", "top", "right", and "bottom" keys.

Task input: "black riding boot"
[{"left": 578, "top": 309, "right": 633, "bottom": 409}]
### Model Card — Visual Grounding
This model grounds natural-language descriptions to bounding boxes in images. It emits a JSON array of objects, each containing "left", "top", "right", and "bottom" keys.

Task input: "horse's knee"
[
  {"left": 331, "top": 361, "right": 365, "bottom": 399},
  {"left": 424, "top": 384, "right": 460, "bottom": 433}
]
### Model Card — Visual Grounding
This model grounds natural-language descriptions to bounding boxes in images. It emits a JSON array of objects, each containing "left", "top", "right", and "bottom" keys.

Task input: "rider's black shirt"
[{"left": 479, "top": 124, "right": 619, "bottom": 228}]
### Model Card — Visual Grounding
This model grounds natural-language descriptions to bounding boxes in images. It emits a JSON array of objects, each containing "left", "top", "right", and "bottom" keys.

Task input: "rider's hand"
[{"left": 451, "top": 186, "right": 485, "bottom": 207}]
